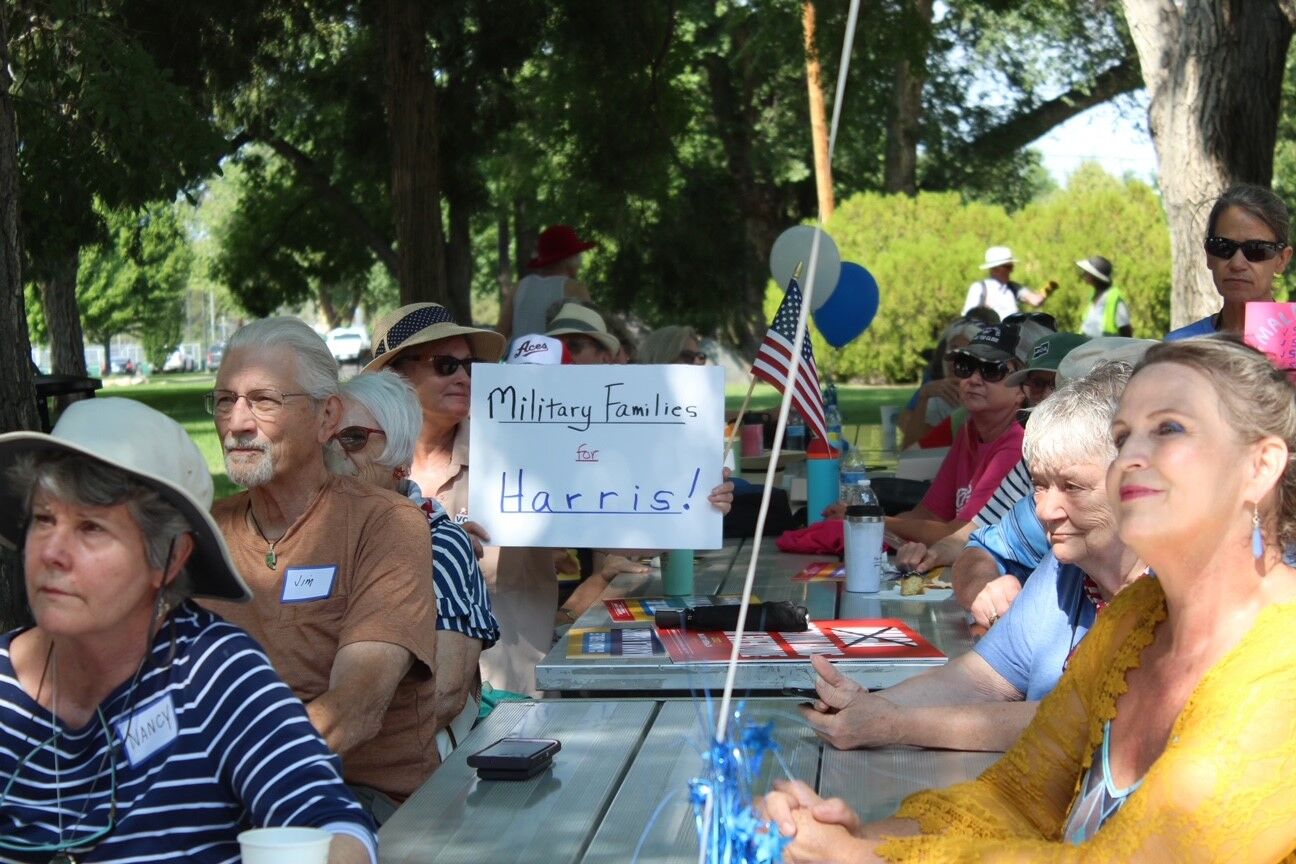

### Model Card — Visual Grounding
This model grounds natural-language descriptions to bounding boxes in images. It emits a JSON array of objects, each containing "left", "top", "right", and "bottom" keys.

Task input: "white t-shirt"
[{"left": 962, "top": 277, "right": 1021, "bottom": 320}]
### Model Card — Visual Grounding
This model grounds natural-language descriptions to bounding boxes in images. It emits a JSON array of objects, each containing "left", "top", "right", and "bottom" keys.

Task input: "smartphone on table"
[{"left": 466, "top": 737, "right": 562, "bottom": 781}]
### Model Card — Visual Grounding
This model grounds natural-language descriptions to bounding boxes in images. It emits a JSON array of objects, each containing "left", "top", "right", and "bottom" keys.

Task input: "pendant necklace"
[{"left": 247, "top": 506, "right": 280, "bottom": 570}]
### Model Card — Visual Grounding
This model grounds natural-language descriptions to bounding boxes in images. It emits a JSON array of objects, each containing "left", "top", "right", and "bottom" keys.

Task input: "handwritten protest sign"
[
  {"left": 1244, "top": 302, "right": 1296, "bottom": 372},
  {"left": 468, "top": 363, "right": 725, "bottom": 548}
]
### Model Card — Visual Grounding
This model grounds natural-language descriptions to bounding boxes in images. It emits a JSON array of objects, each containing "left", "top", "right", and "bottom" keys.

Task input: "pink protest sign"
[{"left": 1244, "top": 302, "right": 1296, "bottom": 371}]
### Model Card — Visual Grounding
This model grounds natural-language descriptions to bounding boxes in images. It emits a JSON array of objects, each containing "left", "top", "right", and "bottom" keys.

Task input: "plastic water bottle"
[
  {"left": 786, "top": 409, "right": 807, "bottom": 451},
  {"left": 824, "top": 401, "right": 844, "bottom": 454},
  {"left": 844, "top": 479, "right": 885, "bottom": 593},
  {"left": 839, "top": 446, "right": 870, "bottom": 504}
]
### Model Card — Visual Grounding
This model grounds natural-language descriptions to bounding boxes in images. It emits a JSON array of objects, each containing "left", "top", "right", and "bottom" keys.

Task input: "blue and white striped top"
[
  {"left": 0, "top": 604, "right": 376, "bottom": 863},
  {"left": 403, "top": 480, "right": 500, "bottom": 648}
]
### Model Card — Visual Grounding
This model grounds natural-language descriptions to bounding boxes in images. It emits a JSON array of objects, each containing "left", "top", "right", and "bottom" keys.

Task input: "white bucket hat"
[
  {"left": 980, "top": 246, "right": 1016, "bottom": 269},
  {"left": 545, "top": 303, "right": 620, "bottom": 355},
  {"left": 0, "top": 398, "right": 251, "bottom": 601},
  {"left": 1056, "top": 337, "right": 1159, "bottom": 386}
]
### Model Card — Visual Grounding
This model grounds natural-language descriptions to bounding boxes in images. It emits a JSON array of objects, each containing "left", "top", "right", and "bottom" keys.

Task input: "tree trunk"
[
  {"left": 884, "top": 0, "right": 933, "bottom": 195},
  {"left": 497, "top": 209, "right": 512, "bottom": 311},
  {"left": 445, "top": 198, "right": 472, "bottom": 323},
  {"left": 0, "top": 8, "right": 36, "bottom": 436},
  {"left": 379, "top": 0, "right": 448, "bottom": 307},
  {"left": 513, "top": 197, "right": 536, "bottom": 278},
  {"left": 701, "top": 24, "right": 788, "bottom": 357},
  {"left": 0, "top": 6, "right": 35, "bottom": 632},
  {"left": 1124, "top": 0, "right": 1296, "bottom": 328},
  {"left": 802, "top": 1, "right": 834, "bottom": 219},
  {"left": 315, "top": 283, "right": 340, "bottom": 331},
  {"left": 40, "top": 250, "right": 87, "bottom": 378}
]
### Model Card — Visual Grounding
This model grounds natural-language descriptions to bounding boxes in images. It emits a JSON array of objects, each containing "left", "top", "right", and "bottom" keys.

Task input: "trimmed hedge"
[{"left": 771, "top": 164, "right": 1173, "bottom": 383}]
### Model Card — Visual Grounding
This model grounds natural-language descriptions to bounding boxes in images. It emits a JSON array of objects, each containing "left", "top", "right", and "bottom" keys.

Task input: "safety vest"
[{"left": 1101, "top": 287, "right": 1126, "bottom": 335}]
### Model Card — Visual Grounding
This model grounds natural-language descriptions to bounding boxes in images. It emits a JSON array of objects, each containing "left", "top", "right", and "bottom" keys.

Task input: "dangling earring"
[{"left": 1252, "top": 505, "right": 1265, "bottom": 561}]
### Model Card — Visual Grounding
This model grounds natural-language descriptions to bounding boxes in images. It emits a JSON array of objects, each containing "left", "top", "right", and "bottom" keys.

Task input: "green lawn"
[
  {"left": 725, "top": 382, "right": 916, "bottom": 453},
  {"left": 99, "top": 373, "right": 238, "bottom": 499},
  {"left": 84, "top": 375, "right": 917, "bottom": 502}
]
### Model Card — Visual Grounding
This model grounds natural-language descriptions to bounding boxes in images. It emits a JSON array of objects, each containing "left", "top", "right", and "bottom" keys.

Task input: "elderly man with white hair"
[
  {"left": 202, "top": 317, "right": 439, "bottom": 826},
  {"left": 328, "top": 370, "right": 499, "bottom": 753}
]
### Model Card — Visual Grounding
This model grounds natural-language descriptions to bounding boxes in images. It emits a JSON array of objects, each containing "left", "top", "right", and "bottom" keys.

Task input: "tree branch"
[
  {"left": 957, "top": 58, "right": 1144, "bottom": 166},
  {"left": 1275, "top": 0, "right": 1296, "bottom": 29},
  {"left": 230, "top": 131, "right": 400, "bottom": 279}
]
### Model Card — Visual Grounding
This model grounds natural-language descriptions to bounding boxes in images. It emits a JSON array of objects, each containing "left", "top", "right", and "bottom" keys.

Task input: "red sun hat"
[{"left": 527, "top": 224, "right": 597, "bottom": 270}]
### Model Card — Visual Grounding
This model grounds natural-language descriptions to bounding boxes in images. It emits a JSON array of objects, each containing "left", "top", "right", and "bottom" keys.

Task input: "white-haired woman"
[
  {"left": 802, "top": 363, "right": 1145, "bottom": 753},
  {"left": 328, "top": 370, "right": 499, "bottom": 749},
  {"left": 0, "top": 399, "right": 374, "bottom": 862},
  {"left": 766, "top": 335, "right": 1296, "bottom": 862}
]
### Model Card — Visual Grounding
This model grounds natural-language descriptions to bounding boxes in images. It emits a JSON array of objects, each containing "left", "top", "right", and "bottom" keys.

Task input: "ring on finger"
[{"left": 987, "top": 613, "right": 999, "bottom": 626}]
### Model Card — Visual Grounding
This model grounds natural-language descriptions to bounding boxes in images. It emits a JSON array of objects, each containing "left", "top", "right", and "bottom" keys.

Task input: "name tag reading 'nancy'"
[
  {"left": 469, "top": 364, "right": 725, "bottom": 549},
  {"left": 116, "top": 693, "right": 178, "bottom": 767}
]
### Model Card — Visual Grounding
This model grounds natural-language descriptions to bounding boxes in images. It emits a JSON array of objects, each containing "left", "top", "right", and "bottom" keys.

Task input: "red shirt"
[{"left": 920, "top": 419, "right": 1025, "bottom": 521}]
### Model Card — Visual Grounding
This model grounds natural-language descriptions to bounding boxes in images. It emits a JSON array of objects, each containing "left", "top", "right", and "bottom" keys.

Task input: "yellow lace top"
[{"left": 877, "top": 577, "right": 1296, "bottom": 863}]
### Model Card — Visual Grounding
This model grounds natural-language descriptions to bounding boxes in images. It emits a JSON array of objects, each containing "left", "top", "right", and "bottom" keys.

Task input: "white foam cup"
[{"left": 238, "top": 827, "right": 333, "bottom": 864}]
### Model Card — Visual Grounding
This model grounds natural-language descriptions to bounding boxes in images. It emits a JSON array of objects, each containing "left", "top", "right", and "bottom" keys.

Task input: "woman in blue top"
[
  {"left": 800, "top": 362, "right": 1145, "bottom": 753},
  {"left": 0, "top": 399, "right": 375, "bottom": 863},
  {"left": 1167, "top": 184, "right": 1292, "bottom": 340}
]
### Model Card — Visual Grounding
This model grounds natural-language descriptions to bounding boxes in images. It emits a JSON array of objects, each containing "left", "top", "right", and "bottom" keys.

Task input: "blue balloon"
[{"left": 813, "top": 262, "right": 880, "bottom": 347}]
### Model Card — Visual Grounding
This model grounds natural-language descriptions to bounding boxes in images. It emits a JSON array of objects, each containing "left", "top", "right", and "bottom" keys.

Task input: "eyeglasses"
[
  {"left": 0, "top": 707, "right": 118, "bottom": 857},
  {"left": 332, "top": 425, "right": 386, "bottom": 453},
  {"left": 396, "top": 354, "right": 483, "bottom": 377},
  {"left": 949, "top": 355, "right": 1011, "bottom": 383},
  {"left": 1022, "top": 373, "right": 1056, "bottom": 396},
  {"left": 1204, "top": 235, "right": 1289, "bottom": 262},
  {"left": 678, "top": 350, "right": 708, "bottom": 364},
  {"left": 205, "top": 389, "right": 309, "bottom": 420}
]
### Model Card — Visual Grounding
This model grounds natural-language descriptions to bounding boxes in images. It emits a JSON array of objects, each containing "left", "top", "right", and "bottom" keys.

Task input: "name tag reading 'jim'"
[
  {"left": 281, "top": 565, "right": 339, "bottom": 603},
  {"left": 469, "top": 364, "right": 725, "bottom": 549}
]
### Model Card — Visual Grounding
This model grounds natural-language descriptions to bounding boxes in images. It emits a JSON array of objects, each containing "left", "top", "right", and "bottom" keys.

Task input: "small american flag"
[{"left": 751, "top": 278, "right": 829, "bottom": 443}]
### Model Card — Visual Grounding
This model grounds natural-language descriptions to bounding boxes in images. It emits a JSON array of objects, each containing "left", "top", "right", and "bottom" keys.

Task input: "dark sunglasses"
[
  {"left": 1204, "top": 235, "right": 1288, "bottom": 263},
  {"left": 332, "top": 425, "right": 386, "bottom": 452},
  {"left": 678, "top": 349, "right": 708, "bottom": 364},
  {"left": 949, "top": 355, "right": 1011, "bottom": 383},
  {"left": 396, "top": 354, "right": 483, "bottom": 376}
]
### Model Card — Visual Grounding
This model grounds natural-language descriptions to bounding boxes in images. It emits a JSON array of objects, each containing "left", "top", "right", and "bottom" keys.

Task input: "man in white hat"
[
  {"left": 961, "top": 246, "right": 1051, "bottom": 320},
  {"left": 203, "top": 316, "right": 440, "bottom": 824}
]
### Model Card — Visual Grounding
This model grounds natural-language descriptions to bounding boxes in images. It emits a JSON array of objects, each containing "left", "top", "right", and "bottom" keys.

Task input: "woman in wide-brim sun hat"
[{"left": 0, "top": 398, "right": 376, "bottom": 860}]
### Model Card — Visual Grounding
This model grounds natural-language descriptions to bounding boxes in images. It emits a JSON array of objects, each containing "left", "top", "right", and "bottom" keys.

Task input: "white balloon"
[{"left": 769, "top": 225, "right": 842, "bottom": 311}]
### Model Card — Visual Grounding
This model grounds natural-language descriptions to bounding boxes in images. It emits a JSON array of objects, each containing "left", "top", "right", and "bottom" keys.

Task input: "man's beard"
[{"left": 223, "top": 434, "right": 276, "bottom": 488}]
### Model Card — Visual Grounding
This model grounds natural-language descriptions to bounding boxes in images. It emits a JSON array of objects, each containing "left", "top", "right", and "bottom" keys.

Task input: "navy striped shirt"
[
  {"left": 0, "top": 604, "right": 376, "bottom": 863},
  {"left": 971, "top": 458, "right": 1033, "bottom": 528},
  {"left": 403, "top": 481, "right": 500, "bottom": 648}
]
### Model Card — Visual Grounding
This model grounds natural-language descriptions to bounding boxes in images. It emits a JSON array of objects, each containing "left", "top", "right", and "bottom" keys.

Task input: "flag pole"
[{"left": 724, "top": 262, "right": 805, "bottom": 462}]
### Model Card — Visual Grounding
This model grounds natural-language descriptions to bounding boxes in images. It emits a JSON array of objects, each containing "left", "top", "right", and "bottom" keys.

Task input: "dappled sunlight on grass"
[{"left": 100, "top": 376, "right": 238, "bottom": 500}]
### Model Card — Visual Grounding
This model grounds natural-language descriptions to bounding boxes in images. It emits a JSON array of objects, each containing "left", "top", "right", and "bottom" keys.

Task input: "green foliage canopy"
[{"left": 772, "top": 164, "right": 1171, "bottom": 383}]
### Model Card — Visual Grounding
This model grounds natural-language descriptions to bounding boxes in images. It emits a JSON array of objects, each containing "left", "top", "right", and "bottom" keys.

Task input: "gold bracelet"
[{"left": 557, "top": 607, "right": 577, "bottom": 623}]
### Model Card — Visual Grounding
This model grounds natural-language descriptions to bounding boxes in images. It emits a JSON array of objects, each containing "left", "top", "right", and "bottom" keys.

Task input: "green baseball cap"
[{"left": 1004, "top": 332, "right": 1091, "bottom": 387}]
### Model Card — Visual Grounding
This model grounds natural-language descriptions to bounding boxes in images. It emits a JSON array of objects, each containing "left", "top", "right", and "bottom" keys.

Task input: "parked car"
[
  {"left": 207, "top": 341, "right": 226, "bottom": 372},
  {"left": 326, "top": 327, "right": 371, "bottom": 363},
  {"left": 163, "top": 349, "right": 197, "bottom": 372}
]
